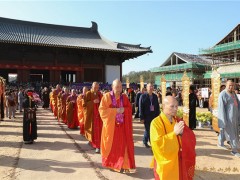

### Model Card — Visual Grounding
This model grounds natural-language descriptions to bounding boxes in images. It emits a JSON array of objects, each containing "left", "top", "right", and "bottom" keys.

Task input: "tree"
[{"left": 122, "top": 71, "right": 155, "bottom": 84}]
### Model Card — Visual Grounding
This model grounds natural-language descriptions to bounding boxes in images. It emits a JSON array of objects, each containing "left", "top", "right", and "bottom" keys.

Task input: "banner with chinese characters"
[
  {"left": 161, "top": 74, "right": 166, "bottom": 103},
  {"left": 211, "top": 70, "right": 220, "bottom": 133},
  {"left": 181, "top": 71, "right": 190, "bottom": 126}
]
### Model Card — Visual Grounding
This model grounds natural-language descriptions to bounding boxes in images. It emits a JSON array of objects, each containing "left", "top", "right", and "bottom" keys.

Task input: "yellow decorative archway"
[
  {"left": 181, "top": 71, "right": 190, "bottom": 126},
  {"left": 211, "top": 70, "right": 221, "bottom": 132}
]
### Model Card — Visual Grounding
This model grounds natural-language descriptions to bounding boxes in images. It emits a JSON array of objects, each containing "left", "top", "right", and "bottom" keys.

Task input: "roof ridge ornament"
[{"left": 91, "top": 21, "right": 98, "bottom": 32}]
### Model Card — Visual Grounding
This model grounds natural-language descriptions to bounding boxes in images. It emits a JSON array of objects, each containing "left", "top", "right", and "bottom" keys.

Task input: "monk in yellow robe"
[
  {"left": 150, "top": 96, "right": 196, "bottom": 180},
  {"left": 99, "top": 79, "right": 136, "bottom": 173},
  {"left": 77, "top": 86, "right": 88, "bottom": 135},
  {"left": 83, "top": 82, "right": 102, "bottom": 153}
]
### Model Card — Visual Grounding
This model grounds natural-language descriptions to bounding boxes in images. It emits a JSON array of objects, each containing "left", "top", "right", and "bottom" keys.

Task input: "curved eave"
[{"left": 0, "top": 40, "right": 152, "bottom": 54}]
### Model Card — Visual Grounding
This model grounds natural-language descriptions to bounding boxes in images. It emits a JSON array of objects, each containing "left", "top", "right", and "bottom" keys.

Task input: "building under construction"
[{"left": 200, "top": 24, "right": 240, "bottom": 83}]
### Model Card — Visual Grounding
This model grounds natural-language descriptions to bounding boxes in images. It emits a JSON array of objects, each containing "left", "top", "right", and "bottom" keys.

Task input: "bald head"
[
  {"left": 112, "top": 79, "right": 122, "bottom": 96},
  {"left": 92, "top": 82, "right": 99, "bottom": 92},
  {"left": 162, "top": 96, "right": 178, "bottom": 117},
  {"left": 82, "top": 86, "right": 88, "bottom": 95},
  {"left": 226, "top": 80, "right": 234, "bottom": 93}
]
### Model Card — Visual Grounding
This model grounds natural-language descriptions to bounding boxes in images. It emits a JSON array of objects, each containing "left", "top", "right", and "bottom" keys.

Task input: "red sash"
[{"left": 154, "top": 116, "right": 196, "bottom": 180}]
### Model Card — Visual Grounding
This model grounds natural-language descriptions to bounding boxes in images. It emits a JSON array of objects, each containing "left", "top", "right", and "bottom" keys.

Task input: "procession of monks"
[
  {"left": 48, "top": 79, "right": 196, "bottom": 179},
  {"left": 49, "top": 80, "right": 136, "bottom": 173}
]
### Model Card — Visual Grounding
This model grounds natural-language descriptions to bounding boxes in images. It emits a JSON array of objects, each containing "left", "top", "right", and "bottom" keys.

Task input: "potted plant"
[{"left": 196, "top": 112, "right": 212, "bottom": 128}]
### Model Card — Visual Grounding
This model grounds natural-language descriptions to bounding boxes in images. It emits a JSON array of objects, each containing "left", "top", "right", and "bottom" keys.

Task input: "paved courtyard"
[{"left": 0, "top": 108, "right": 240, "bottom": 180}]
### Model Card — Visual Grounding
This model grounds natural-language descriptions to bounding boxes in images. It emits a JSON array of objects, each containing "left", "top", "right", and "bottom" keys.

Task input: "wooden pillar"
[
  {"left": 55, "top": 70, "right": 61, "bottom": 83},
  {"left": 17, "top": 69, "right": 23, "bottom": 83},
  {"left": 22, "top": 70, "right": 30, "bottom": 83},
  {"left": 50, "top": 70, "right": 54, "bottom": 83},
  {"left": 81, "top": 68, "right": 85, "bottom": 82},
  {"left": 76, "top": 71, "right": 81, "bottom": 83}
]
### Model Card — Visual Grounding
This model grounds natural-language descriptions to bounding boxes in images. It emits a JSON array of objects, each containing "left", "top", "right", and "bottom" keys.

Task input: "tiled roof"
[
  {"left": 174, "top": 52, "right": 212, "bottom": 64},
  {"left": 160, "top": 52, "right": 212, "bottom": 67},
  {"left": 0, "top": 17, "right": 152, "bottom": 54}
]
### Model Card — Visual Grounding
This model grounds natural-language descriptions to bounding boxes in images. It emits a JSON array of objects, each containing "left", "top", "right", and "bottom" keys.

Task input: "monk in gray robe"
[{"left": 218, "top": 80, "right": 240, "bottom": 157}]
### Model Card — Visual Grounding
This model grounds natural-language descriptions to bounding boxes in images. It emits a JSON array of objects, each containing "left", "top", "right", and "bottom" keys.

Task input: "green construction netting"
[
  {"left": 200, "top": 40, "right": 240, "bottom": 54},
  {"left": 150, "top": 62, "right": 207, "bottom": 73},
  {"left": 155, "top": 72, "right": 200, "bottom": 85},
  {"left": 204, "top": 71, "right": 240, "bottom": 78}
]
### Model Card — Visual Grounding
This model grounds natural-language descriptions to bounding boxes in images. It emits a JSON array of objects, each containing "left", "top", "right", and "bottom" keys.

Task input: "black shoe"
[{"left": 144, "top": 143, "right": 151, "bottom": 148}]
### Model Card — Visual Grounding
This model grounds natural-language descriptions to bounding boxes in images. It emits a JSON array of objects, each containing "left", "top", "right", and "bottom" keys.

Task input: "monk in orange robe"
[
  {"left": 150, "top": 96, "right": 196, "bottom": 180},
  {"left": 66, "top": 89, "right": 79, "bottom": 129},
  {"left": 57, "top": 90, "right": 63, "bottom": 122},
  {"left": 83, "top": 82, "right": 102, "bottom": 153},
  {"left": 49, "top": 89, "right": 54, "bottom": 113},
  {"left": 61, "top": 88, "right": 70, "bottom": 124},
  {"left": 52, "top": 84, "right": 61, "bottom": 118},
  {"left": 77, "top": 86, "right": 88, "bottom": 135},
  {"left": 99, "top": 79, "right": 136, "bottom": 173}
]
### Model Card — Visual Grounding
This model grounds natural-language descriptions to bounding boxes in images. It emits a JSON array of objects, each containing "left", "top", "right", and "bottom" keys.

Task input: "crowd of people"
[
  {"left": 1, "top": 78, "right": 240, "bottom": 179},
  {"left": 37, "top": 80, "right": 197, "bottom": 179}
]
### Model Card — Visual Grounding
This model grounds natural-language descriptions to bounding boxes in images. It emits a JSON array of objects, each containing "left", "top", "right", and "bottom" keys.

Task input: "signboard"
[
  {"left": 201, "top": 88, "right": 209, "bottom": 98},
  {"left": 105, "top": 65, "right": 120, "bottom": 84}
]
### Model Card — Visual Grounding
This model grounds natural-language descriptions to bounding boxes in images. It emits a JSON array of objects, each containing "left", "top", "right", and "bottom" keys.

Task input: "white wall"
[{"left": 105, "top": 65, "right": 120, "bottom": 84}]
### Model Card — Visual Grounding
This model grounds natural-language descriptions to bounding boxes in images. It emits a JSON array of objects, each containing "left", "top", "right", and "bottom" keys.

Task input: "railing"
[{"left": 199, "top": 40, "right": 240, "bottom": 54}]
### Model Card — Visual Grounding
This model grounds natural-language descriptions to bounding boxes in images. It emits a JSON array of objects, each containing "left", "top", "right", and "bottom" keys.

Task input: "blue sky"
[{"left": 0, "top": 1, "right": 240, "bottom": 75}]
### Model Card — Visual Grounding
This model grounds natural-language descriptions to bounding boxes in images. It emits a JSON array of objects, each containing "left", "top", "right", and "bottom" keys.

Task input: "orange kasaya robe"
[
  {"left": 61, "top": 93, "right": 70, "bottom": 124},
  {"left": 77, "top": 94, "right": 85, "bottom": 135},
  {"left": 150, "top": 112, "right": 196, "bottom": 180},
  {"left": 83, "top": 90, "right": 102, "bottom": 149},
  {"left": 52, "top": 89, "right": 60, "bottom": 117},
  {"left": 99, "top": 92, "right": 136, "bottom": 171},
  {"left": 57, "top": 91, "right": 63, "bottom": 122},
  {"left": 66, "top": 95, "right": 79, "bottom": 129},
  {"left": 49, "top": 91, "right": 54, "bottom": 113}
]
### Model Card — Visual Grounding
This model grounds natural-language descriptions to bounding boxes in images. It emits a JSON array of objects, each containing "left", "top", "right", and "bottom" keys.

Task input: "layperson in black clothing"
[
  {"left": 42, "top": 87, "right": 50, "bottom": 109},
  {"left": 23, "top": 90, "right": 37, "bottom": 144},
  {"left": 189, "top": 85, "right": 198, "bottom": 130},
  {"left": 135, "top": 87, "right": 146, "bottom": 118},
  {"left": 139, "top": 83, "right": 160, "bottom": 148}
]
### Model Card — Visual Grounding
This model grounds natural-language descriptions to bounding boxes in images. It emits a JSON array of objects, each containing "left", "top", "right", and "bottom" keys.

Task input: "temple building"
[
  {"left": 150, "top": 52, "right": 212, "bottom": 88},
  {"left": 200, "top": 24, "right": 240, "bottom": 82},
  {"left": 0, "top": 17, "right": 151, "bottom": 83}
]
